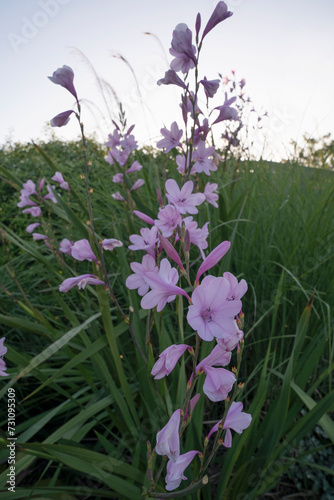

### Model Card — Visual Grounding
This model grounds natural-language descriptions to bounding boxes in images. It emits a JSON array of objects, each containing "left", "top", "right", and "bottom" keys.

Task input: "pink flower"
[
  {"left": 112, "top": 191, "right": 125, "bottom": 202},
  {"left": 151, "top": 344, "right": 190, "bottom": 380},
  {"left": 156, "top": 409, "right": 181, "bottom": 461},
  {"left": 71, "top": 239, "right": 97, "bottom": 262},
  {"left": 48, "top": 65, "right": 78, "bottom": 101},
  {"left": 126, "top": 161, "right": 142, "bottom": 173},
  {"left": 0, "top": 337, "right": 8, "bottom": 377},
  {"left": 175, "top": 154, "right": 194, "bottom": 175},
  {"left": 59, "top": 274, "right": 106, "bottom": 293},
  {"left": 32, "top": 233, "right": 48, "bottom": 242},
  {"left": 159, "top": 234, "right": 184, "bottom": 270},
  {"left": 212, "top": 94, "right": 238, "bottom": 125},
  {"left": 157, "top": 122, "right": 183, "bottom": 153},
  {"left": 130, "top": 179, "right": 145, "bottom": 191},
  {"left": 126, "top": 254, "right": 158, "bottom": 296},
  {"left": 184, "top": 394, "right": 200, "bottom": 420},
  {"left": 52, "top": 171, "right": 69, "bottom": 191},
  {"left": 165, "top": 179, "right": 205, "bottom": 215},
  {"left": 22, "top": 207, "right": 42, "bottom": 217},
  {"left": 158, "top": 69, "right": 188, "bottom": 90},
  {"left": 192, "top": 141, "right": 217, "bottom": 176},
  {"left": 50, "top": 110, "right": 75, "bottom": 128},
  {"left": 141, "top": 258, "right": 190, "bottom": 312},
  {"left": 22, "top": 180, "right": 37, "bottom": 196},
  {"left": 204, "top": 182, "right": 219, "bottom": 208},
  {"left": 155, "top": 205, "right": 182, "bottom": 238},
  {"left": 187, "top": 276, "right": 242, "bottom": 341},
  {"left": 112, "top": 173, "right": 124, "bottom": 184},
  {"left": 196, "top": 344, "right": 232, "bottom": 372},
  {"left": 207, "top": 401, "right": 252, "bottom": 447},
  {"left": 195, "top": 241, "right": 230, "bottom": 284},
  {"left": 202, "top": 366, "right": 236, "bottom": 402},
  {"left": 129, "top": 226, "right": 158, "bottom": 257},
  {"left": 223, "top": 272, "right": 248, "bottom": 301},
  {"left": 201, "top": 1, "right": 233, "bottom": 41},
  {"left": 17, "top": 195, "right": 36, "bottom": 208},
  {"left": 43, "top": 184, "right": 58, "bottom": 204},
  {"left": 217, "top": 326, "right": 243, "bottom": 351},
  {"left": 101, "top": 238, "right": 123, "bottom": 251},
  {"left": 165, "top": 450, "right": 199, "bottom": 491},
  {"left": 26, "top": 223, "right": 41, "bottom": 233},
  {"left": 182, "top": 217, "right": 209, "bottom": 252},
  {"left": 200, "top": 77, "right": 220, "bottom": 99},
  {"left": 170, "top": 23, "right": 197, "bottom": 74},
  {"left": 133, "top": 210, "right": 155, "bottom": 225},
  {"left": 59, "top": 238, "right": 73, "bottom": 255}
]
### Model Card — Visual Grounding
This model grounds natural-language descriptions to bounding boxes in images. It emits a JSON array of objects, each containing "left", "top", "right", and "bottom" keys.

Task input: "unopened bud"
[{"left": 184, "top": 229, "right": 190, "bottom": 252}]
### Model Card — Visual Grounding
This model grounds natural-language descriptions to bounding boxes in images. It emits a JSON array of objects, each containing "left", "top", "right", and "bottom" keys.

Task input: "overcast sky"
[{"left": 1, "top": 0, "right": 333, "bottom": 160}]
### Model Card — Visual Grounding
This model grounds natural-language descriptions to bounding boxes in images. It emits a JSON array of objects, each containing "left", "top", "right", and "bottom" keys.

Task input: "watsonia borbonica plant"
[{"left": 9, "top": 2, "right": 255, "bottom": 497}]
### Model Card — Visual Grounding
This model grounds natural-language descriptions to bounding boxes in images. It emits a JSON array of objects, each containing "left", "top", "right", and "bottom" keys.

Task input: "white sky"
[{"left": 1, "top": 0, "right": 334, "bottom": 161}]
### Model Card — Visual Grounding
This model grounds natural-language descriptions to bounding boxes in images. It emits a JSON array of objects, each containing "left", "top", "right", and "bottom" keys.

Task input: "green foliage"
[{"left": 0, "top": 140, "right": 333, "bottom": 498}]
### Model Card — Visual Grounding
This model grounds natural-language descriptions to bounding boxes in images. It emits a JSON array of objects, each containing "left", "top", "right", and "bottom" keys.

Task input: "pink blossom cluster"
[
  {"left": 17, "top": 174, "right": 70, "bottom": 247},
  {"left": 105, "top": 123, "right": 145, "bottom": 201}
]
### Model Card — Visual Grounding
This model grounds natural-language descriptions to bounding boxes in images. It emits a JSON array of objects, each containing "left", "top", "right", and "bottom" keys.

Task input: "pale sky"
[{"left": 1, "top": 0, "right": 334, "bottom": 161}]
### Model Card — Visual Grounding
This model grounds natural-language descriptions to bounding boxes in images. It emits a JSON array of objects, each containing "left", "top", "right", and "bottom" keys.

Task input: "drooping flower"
[
  {"left": 141, "top": 258, "right": 190, "bottom": 312},
  {"left": 207, "top": 401, "right": 252, "bottom": 447},
  {"left": 165, "top": 179, "right": 205, "bottom": 215},
  {"left": 101, "top": 238, "right": 123, "bottom": 251},
  {"left": 192, "top": 141, "right": 217, "bottom": 175},
  {"left": 158, "top": 69, "right": 188, "bottom": 90},
  {"left": 59, "top": 274, "right": 106, "bottom": 293},
  {"left": 151, "top": 344, "right": 190, "bottom": 379},
  {"left": 48, "top": 65, "right": 78, "bottom": 101},
  {"left": 201, "top": 1, "right": 233, "bottom": 41},
  {"left": 204, "top": 182, "right": 219, "bottom": 208},
  {"left": 202, "top": 365, "right": 236, "bottom": 402},
  {"left": 71, "top": 239, "right": 97, "bottom": 263},
  {"left": 195, "top": 241, "right": 230, "bottom": 283},
  {"left": 156, "top": 409, "right": 181, "bottom": 461},
  {"left": 212, "top": 95, "right": 238, "bottom": 125},
  {"left": 157, "top": 122, "right": 183, "bottom": 153},
  {"left": 187, "top": 276, "right": 242, "bottom": 341},
  {"left": 32, "top": 232, "right": 48, "bottom": 242},
  {"left": 170, "top": 23, "right": 197, "bottom": 74},
  {"left": 59, "top": 238, "right": 73, "bottom": 255},
  {"left": 126, "top": 161, "right": 142, "bottom": 174},
  {"left": 165, "top": 450, "right": 199, "bottom": 491},
  {"left": 200, "top": 77, "right": 220, "bottom": 99},
  {"left": 129, "top": 179, "right": 145, "bottom": 191},
  {"left": 129, "top": 226, "right": 158, "bottom": 257},
  {"left": 26, "top": 222, "right": 41, "bottom": 233},
  {"left": 155, "top": 205, "right": 182, "bottom": 238},
  {"left": 22, "top": 206, "right": 42, "bottom": 217},
  {"left": 50, "top": 110, "right": 75, "bottom": 128},
  {"left": 111, "top": 191, "right": 126, "bottom": 202},
  {"left": 126, "top": 254, "right": 158, "bottom": 296}
]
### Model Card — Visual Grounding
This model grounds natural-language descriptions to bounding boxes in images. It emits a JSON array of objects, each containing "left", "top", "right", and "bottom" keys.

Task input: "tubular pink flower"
[
  {"left": 26, "top": 222, "right": 41, "bottom": 233},
  {"left": 201, "top": 1, "right": 233, "bottom": 41},
  {"left": 204, "top": 182, "right": 219, "bottom": 208},
  {"left": 195, "top": 241, "right": 230, "bottom": 284},
  {"left": 181, "top": 217, "right": 209, "bottom": 252},
  {"left": 71, "top": 239, "right": 97, "bottom": 262},
  {"left": 59, "top": 238, "right": 73, "bottom": 255},
  {"left": 165, "top": 179, "right": 205, "bottom": 215},
  {"left": 22, "top": 206, "right": 42, "bottom": 217},
  {"left": 32, "top": 232, "right": 48, "bottom": 242},
  {"left": 158, "top": 69, "right": 188, "bottom": 90},
  {"left": 200, "top": 77, "right": 220, "bottom": 99},
  {"left": 207, "top": 401, "right": 252, "bottom": 446},
  {"left": 22, "top": 180, "right": 37, "bottom": 196},
  {"left": 0, "top": 337, "right": 7, "bottom": 357},
  {"left": 202, "top": 366, "right": 236, "bottom": 402},
  {"left": 101, "top": 238, "right": 123, "bottom": 251},
  {"left": 130, "top": 179, "right": 145, "bottom": 191},
  {"left": 165, "top": 450, "right": 199, "bottom": 491},
  {"left": 141, "top": 258, "right": 190, "bottom": 312},
  {"left": 17, "top": 195, "right": 36, "bottom": 208},
  {"left": 155, "top": 205, "right": 182, "bottom": 238},
  {"left": 157, "top": 122, "right": 183, "bottom": 153},
  {"left": 112, "top": 173, "right": 124, "bottom": 184},
  {"left": 196, "top": 344, "right": 232, "bottom": 372},
  {"left": 151, "top": 344, "right": 190, "bottom": 380},
  {"left": 59, "top": 274, "right": 106, "bottom": 293},
  {"left": 129, "top": 226, "right": 158, "bottom": 257},
  {"left": 112, "top": 191, "right": 125, "bottom": 202},
  {"left": 170, "top": 23, "right": 197, "bottom": 74},
  {"left": 126, "top": 161, "right": 142, "bottom": 173},
  {"left": 50, "top": 110, "right": 75, "bottom": 127},
  {"left": 217, "top": 326, "right": 243, "bottom": 351},
  {"left": 184, "top": 393, "right": 200, "bottom": 420},
  {"left": 159, "top": 234, "right": 184, "bottom": 270},
  {"left": 126, "top": 254, "right": 158, "bottom": 296},
  {"left": 187, "top": 276, "right": 242, "bottom": 341},
  {"left": 48, "top": 65, "right": 78, "bottom": 100},
  {"left": 212, "top": 95, "right": 238, "bottom": 125},
  {"left": 156, "top": 409, "right": 181, "bottom": 461},
  {"left": 133, "top": 210, "right": 155, "bottom": 225},
  {"left": 43, "top": 184, "right": 58, "bottom": 204}
]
